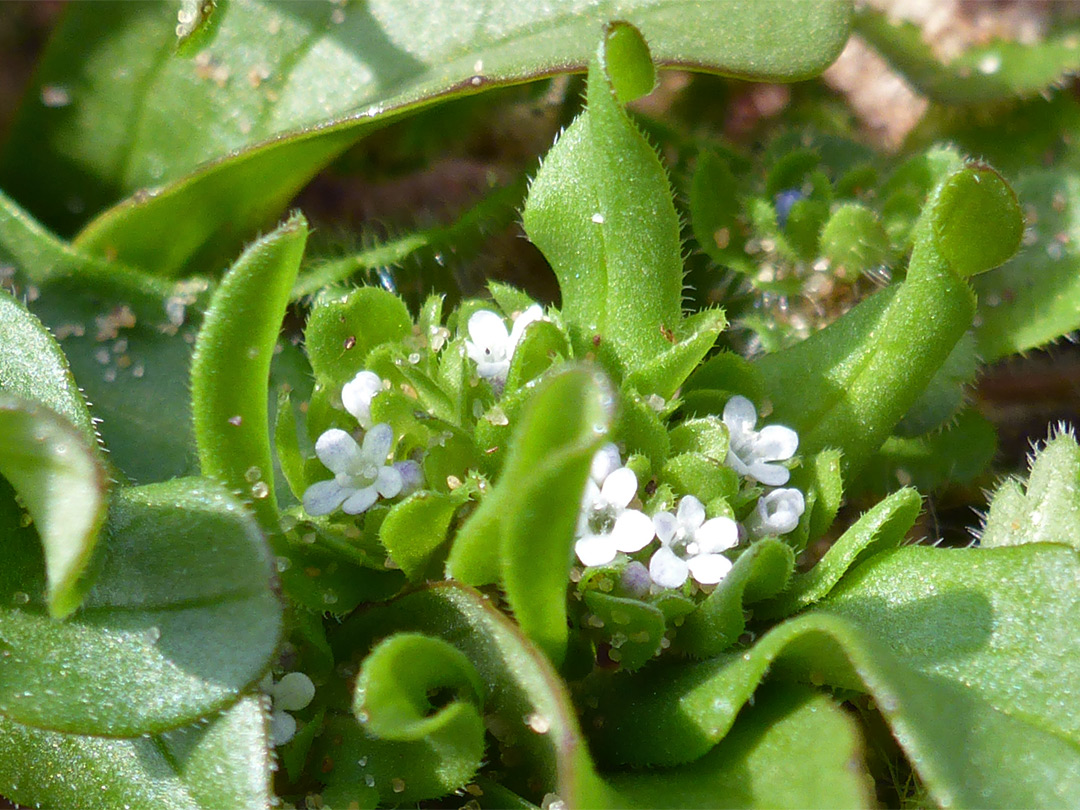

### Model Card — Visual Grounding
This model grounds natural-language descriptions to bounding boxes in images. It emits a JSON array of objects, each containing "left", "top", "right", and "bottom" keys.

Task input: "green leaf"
[
  {"left": 757, "top": 487, "right": 921, "bottom": 619},
  {"left": 819, "top": 202, "right": 891, "bottom": 275},
  {"left": 592, "top": 544, "right": 1080, "bottom": 809},
  {"left": 690, "top": 150, "right": 752, "bottom": 272},
  {"left": 756, "top": 165, "right": 1021, "bottom": 477},
  {"left": 318, "top": 632, "right": 487, "bottom": 804},
  {"left": 175, "top": 0, "right": 223, "bottom": 54},
  {"left": 788, "top": 448, "right": 844, "bottom": 550},
  {"left": 504, "top": 319, "right": 571, "bottom": 395},
  {"left": 0, "top": 696, "right": 271, "bottom": 810},
  {"left": 582, "top": 591, "right": 667, "bottom": 671},
  {"left": 447, "top": 366, "right": 613, "bottom": 599},
  {"left": 273, "top": 389, "right": 307, "bottom": 501},
  {"left": 625, "top": 309, "right": 727, "bottom": 399},
  {"left": 894, "top": 332, "right": 978, "bottom": 437},
  {"left": 523, "top": 22, "right": 682, "bottom": 371},
  {"left": 974, "top": 169, "right": 1080, "bottom": 359},
  {"left": 677, "top": 539, "right": 795, "bottom": 659},
  {"left": 333, "top": 583, "right": 619, "bottom": 808},
  {"left": 7, "top": 2, "right": 851, "bottom": 274},
  {"left": 0, "top": 395, "right": 108, "bottom": 619},
  {"left": 982, "top": 428, "right": 1080, "bottom": 550},
  {"left": 0, "top": 193, "right": 199, "bottom": 482},
  {"left": 304, "top": 286, "right": 413, "bottom": 393},
  {"left": 934, "top": 165, "right": 1024, "bottom": 278},
  {"left": 0, "top": 477, "right": 281, "bottom": 736},
  {"left": 500, "top": 368, "right": 615, "bottom": 666},
  {"left": 379, "top": 491, "right": 459, "bottom": 581},
  {"left": 856, "top": 407, "right": 997, "bottom": 497},
  {"left": 191, "top": 213, "right": 308, "bottom": 531},
  {"left": 609, "top": 686, "right": 872, "bottom": 809},
  {"left": 855, "top": 6, "right": 1080, "bottom": 105},
  {"left": 0, "top": 287, "right": 98, "bottom": 446}
]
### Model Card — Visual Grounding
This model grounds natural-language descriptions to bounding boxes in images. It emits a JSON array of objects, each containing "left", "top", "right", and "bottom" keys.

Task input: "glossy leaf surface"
[
  {"left": 0, "top": 696, "right": 272, "bottom": 810},
  {"left": 0, "top": 396, "right": 108, "bottom": 619},
  {"left": 0, "top": 190, "right": 202, "bottom": 482},
  {"left": 0, "top": 478, "right": 281, "bottom": 736},
  {"left": 9, "top": 2, "right": 852, "bottom": 276}
]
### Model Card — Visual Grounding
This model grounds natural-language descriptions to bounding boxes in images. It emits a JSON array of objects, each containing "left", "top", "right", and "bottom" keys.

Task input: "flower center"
[
  {"left": 337, "top": 462, "right": 379, "bottom": 490},
  {"left": 587, "top": 503, "right": 618, "bottom": 535}
]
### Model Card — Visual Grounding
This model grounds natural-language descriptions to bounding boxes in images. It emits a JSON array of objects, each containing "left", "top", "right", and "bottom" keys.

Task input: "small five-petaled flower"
[
  {"left": 723, "top": 394, "right": 799, "bottom": 486},
  {"left": 465, "top": 305, "right": 544, "bottom": 385},
  {"left": 303, "top": 423, "right": 402, "bottom": 516}
]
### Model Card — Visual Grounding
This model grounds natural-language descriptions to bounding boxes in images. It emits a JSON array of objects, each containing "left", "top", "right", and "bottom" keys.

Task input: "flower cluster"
[
  {"left": 302, "top": 370, "right": 421, "bottom": 517},
  {"left": 573, "top": 397, "right": 804, "bottom": 591}
]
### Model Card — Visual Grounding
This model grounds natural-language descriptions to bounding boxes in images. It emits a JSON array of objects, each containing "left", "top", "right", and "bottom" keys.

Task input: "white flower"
[
  {"left": 649, "top": 496, "right": 739, "bottom": 588},
  {"left": 265, "top": 671, "right": 316, "bottom": 746},
  {"left": 723, "top": 395, "right": 799, "bottom": 486},
  {"left": 747, "top": 488, "right": 805, "bottom": 537},
  {"left": 341, "top": 370, "right": 383, "bottom": 429},
  {"left": 465, "top": 305, "right": 543, "bottom": 383},
  {"left": 302, "top": 423, "right": 403, "bottom": 516},
  {"left": 574, "top": 444, "right": 655, "bottom": 567}
]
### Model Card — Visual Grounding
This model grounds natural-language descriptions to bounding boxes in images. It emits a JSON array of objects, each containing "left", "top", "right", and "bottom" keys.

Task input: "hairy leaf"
[
  {"left": 523, "top": 22, "right": 681, "bottom": 371},
  {"left": 191, "top": 213, "right": 308, "bottom": 531},
  {"left": 982, "top": 428, "right": 1080, "bottom": 550},
  {"left": 592, "top": 544, "right": 1080, "bottom": 809}
]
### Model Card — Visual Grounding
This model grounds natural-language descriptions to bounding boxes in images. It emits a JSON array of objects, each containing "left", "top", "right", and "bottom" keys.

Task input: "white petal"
[
  {"left": 748, "top": 461, "right": 790, "bottom": 487},
  {"left": 601, "top": 467, "right": 638, "bottom": 509},
  {"left": 475, "top": 357, "right": 510, "bottom": 381},
  {"left": 361, "top": 422, "right": 394, "bottom": 462},
  {"left": 755, "top": 424, "right": 799, "bottom": 461},
  {"left": 467, "top": 310, "right": 510, "bottom": 352},
  {"left": 465, "top": 339, "right": 486, "bottom": 366},
  {"left": 302, "top": 479, "right": 350, "bottom": 516},
  {"left": 575, "top": 534, "right": 617, "bottom": 567},
  {"left": 695, "top": 516, "right": 740, "bottom": 554},
  {"left": 590, "top": 444, "right": 622, "bottom": 484},
  {"left": 653, "top": 511, "right": 678, "bottom": 545},
  {"left": 375, "top": 465, "right": 403, "bottom": 498},
  {"left": 508, "top": 304, "right": 544, "bottom": 349},
  {"left": 676, "top": 495, "right": 706, "bottom": 530},
  {"left": 341, "top": 485, "right": 379, "bottom": 515},
  {"left": 314, "top": 429, "right": 362, "bottom": 476},
  {"left": 611, "top": 510, "right": 655, "bottom": 553},
  {"left": 270, "top": 710, "right": 297, "bottom": 747},
  {"left": 341, "top": 371, "right": 383, "bottom": 426},
  {"left": 723, "top": 395, "right": 758, "bottom": 436},
  {"left": 649, "top": 546, "right": 689, "bottom": 589},
  {"left": 580, "top": 477, "right": 601, "bottom": 507},
  {"left": 759, "top": 488, "right": 805, "bottom": 535},
  {"left": 687, "top": 553, "right": 734, "bottom": 585},
  {"left": 272, "top": 672, "right": 316, "bottom": 712},
  {"left": 725, "top": 449, "right": 751, "bottom": 477}
]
